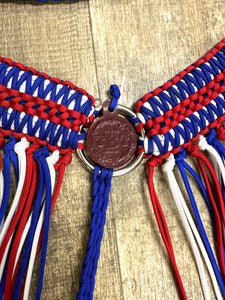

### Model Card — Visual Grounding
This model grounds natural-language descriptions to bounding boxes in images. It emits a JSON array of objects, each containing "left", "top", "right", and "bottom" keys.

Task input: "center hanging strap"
[
  {"left": 76, "top": 84, "right": 141, "bottom": 300},
  {"left": 77, "top": 166, "right": 113, "bottom": 300}
]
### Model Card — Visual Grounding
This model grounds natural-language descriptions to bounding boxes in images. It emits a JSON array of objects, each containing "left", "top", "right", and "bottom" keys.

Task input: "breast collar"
[{"left": 0, "top": 37, "right": 225, "bottom": 300}]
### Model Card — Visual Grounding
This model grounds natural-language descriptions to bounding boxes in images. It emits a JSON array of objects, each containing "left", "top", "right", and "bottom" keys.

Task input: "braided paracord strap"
[
  {"left": 133, "top": 39, "right": 225, "bottom": 158},
  {"left": 77, "top": 166, "right": 113, "bottom": 300},
  {"left": 2, "top": 40, "right": 225, "bottom": 159},
  {"left": 0, "top": 57, "right": 95, "bottom": 153}
]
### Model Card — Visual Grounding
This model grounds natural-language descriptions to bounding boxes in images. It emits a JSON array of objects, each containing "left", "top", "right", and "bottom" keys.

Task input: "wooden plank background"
[{"left": 0, "top": 0, "right": 224, "bottom": 299}]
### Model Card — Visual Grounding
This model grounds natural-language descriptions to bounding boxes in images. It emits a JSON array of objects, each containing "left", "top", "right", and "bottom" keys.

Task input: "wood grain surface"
[{"left": 0, "top": 0, "right": 224, "bottom": 299}]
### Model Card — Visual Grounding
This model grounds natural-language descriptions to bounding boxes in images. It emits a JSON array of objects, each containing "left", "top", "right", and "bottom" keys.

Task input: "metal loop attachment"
[{"left": 77, "top": 103, "right": 145, "bottom": 177}]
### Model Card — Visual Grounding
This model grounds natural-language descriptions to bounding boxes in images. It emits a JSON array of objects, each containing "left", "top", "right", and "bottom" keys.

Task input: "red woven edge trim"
[
  {"left": 0, "top": 85, "right": 90, "bottom": 131},
  {"left": 0, "top": 57, "right": 95, "bottom": 106},
  {"left": 146, "top": 73, "right": 225, "bottom": 137},
  {"left": 135, "top": 38, "right": 225, "bottom": 113},
  {"left": 145, "top": 114, "right": 225, "bottom": 161}
]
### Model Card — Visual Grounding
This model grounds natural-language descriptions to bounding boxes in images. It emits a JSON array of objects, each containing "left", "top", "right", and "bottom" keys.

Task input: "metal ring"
[{"left": 77, "top": 104, "right": 145, "bottom": 177}]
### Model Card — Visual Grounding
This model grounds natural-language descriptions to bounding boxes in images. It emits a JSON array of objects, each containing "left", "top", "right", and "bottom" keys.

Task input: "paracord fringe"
[
  {"left": 142, "top": 39, "right": 225, "bottom": 300},
  {"left": 0, "top": 57, "right": 96, "bottom": 299}
]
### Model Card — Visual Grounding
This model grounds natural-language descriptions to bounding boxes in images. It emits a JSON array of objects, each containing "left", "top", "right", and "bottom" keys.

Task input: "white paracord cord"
[
  {"left": 23, "top": 150, "right": 59, "bottom": 300},
  {"left": 11, "top": 151, "right": 58, "bottom": 278},
  {"left": 0, "top": 138, "right": 30, "bottom": 244},
  {"left": 162, "top": 155, "right": 222, "bottom": 300},
  {"left": 0, "top": 138, "right": 30, "bottom": 281},
  {"left": 10, "top": 151, "right": 57, "bottom": 277}
]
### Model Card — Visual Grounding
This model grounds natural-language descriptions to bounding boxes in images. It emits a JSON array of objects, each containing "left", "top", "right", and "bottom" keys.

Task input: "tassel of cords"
[
  {"left": 34, "top": 150, "right": 59, "bottom": 300},
  {"left": 202, "top": 129, "right": 225, "bottom": 196},
  {"left": 0, "top": 137, "right": 19, "bottom": 292},
  {"left": 21, "top": 152, "right": 70, "bottom": 300},
  {"left": 186, "top": 143, "right": 225, "bottom": 281},
  {"left": 3, "top": 144, "right": 39, "bottom": 298},
  {"left": 0, "top": 138, "right": 29, "bottom": 248},
  {"left": 0, "top": 138, "right": 30, "bottom": 290},
  {"left": 77, "top": 166, "right": 113, "bottom": 300},
  {"left": 34, "top": 152, "right": 72, "bottom": 258},
  {"left": 12, "top": 147, "right": 52, "bottom": 299},
  {"left": 198, "top": 134, "right": 225, "bottom": 188},
  {"left": 162, "top": 154, "right": 222, "bottom": 300},
  {"left": 147, "top": 158, "right": 187, "bottom": 300},
  {"left": 174, "top": 149, "right": 225, "bottom": 297},
  {"left": 0, "top": 136, "right": 19, "bottom": 228},
  {"left": 1, "top": 150, "right": 71, "bottom": 299},
  {"left": 22, "top": 151, "right": 59, "bottom": 300},
  {"left": 187, "top": 144, "right": 225, "bottom": 280}
]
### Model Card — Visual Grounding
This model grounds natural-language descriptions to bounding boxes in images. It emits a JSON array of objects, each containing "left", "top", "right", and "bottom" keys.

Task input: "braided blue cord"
[
  {"left": 77, "top": 166, "right": 113, "bottom": 300},
  {"left": 12, "top": 147, "right": 49, "bottom": 300},
  {"left": 175, "top": 149, "right": 225, "bottom": 296}
]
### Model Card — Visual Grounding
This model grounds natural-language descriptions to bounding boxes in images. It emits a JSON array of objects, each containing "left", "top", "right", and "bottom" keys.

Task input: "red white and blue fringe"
[
  {"left": 134, "top": 39, "right": 225, "bottom": 299},
  {"left": 0, "top": 57, "right": 93, "bottom": 299},
  {"left": 1, "top": 40, "right": 225, "bottom": 299}
]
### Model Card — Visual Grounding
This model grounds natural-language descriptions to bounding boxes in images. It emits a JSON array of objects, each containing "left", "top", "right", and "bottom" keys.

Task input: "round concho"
[{"left": 86, "top": 100, "right": 138, "bottom": 169}]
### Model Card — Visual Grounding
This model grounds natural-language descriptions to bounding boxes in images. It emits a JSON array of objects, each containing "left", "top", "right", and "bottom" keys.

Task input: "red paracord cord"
[
  {"left": 4, "top": 145, "right": 38, "bottom": 299},
  {"left": 187, "top": 144, "right": 225, "bottom": 280},
  {"left": 0, "top": 145, "right": 38, "bottom": 263},
  {"left": 18, "top": 153, "right": 72, "bottom": 300},
  {"left": 148, "top": 158, "right": 187, "bottom": 300}
]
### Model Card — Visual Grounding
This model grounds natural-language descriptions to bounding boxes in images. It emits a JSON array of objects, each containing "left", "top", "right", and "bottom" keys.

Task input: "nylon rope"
[
  {"left": 163, "top": 154, "right": 222, "bottom": 300},
  {"left": 76, "top": 166, "right": 113, "bottom": 300},
  {"left": 1, "top": 40, "right": 225, "bottom": 299},
  {"left": 175, "top": 150, "right": 225, "bottom": 296}
]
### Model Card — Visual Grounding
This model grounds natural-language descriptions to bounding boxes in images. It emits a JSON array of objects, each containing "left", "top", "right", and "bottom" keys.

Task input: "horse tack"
[{"left": 0, "top": 38, "right": 225, "bottom": 300}]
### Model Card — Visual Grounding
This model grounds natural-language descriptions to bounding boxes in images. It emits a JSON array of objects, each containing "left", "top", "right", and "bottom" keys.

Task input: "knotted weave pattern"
[
  {"left": 77, "top": 166, "right": 113, "bottom": 300},
  {"left": 133, "top": 39, "right": 225, "bottom": 157},
  {"left": 0, "top": 58, "right": 95, "bottom": 153}
]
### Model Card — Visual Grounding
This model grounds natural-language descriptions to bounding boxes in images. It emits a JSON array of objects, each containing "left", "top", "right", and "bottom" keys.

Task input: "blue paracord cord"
[
  {"left": 12, "top": 147, "right": 49, "bottom": 300},
  {"left": 206, "top": 129, "right": 225, "bottom": 200},
  {"left": 77, "top": 166, "right": 113, "bottom": 300},
  {"left": 175, "top": 150, "right": 225, "bottom": 296},
  {"left": 0, "top": 255, "right": 9, "bottom": 297},
  {"left": 0, "top": 136, "right": 18, "bottom": 226},
  {"left": 35, "top": 149, "right": 52, "bottom": 300},
  {"left": 109, "top": 85, "right": 120, "bottom": 112}
]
